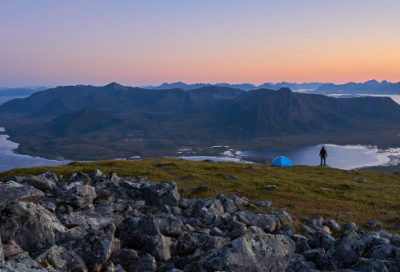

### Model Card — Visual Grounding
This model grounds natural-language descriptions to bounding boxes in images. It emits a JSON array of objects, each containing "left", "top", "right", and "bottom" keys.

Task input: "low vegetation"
[{"left": 2, "top": 158, "right": 400, "bottom": 231}]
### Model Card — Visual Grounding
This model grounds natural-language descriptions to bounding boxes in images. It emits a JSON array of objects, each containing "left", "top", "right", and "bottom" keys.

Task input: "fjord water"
[
  {"left": 0, "top": 128, "right": 69, "bottom": 172},
  {"left": 241, "top": 144, "right": 400, "bottom": 170}
]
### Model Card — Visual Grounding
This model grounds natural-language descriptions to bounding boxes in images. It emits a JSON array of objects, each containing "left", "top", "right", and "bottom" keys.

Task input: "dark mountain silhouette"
[
  {"left": 219, "top": 88, "right": 400, "bottom": 135},
  {"left": 0, "top": 87, "right": 49, "bottom": 97},
  {"left": 145, "top": 82, "right": 325, "bottom": 91},
  {"left": 1, "top": 82, "right": 400, "bottom": 144},
  {"left": 312, "top": 80, "right": 396, "bottom": 95},
  {"left": 187, "top": 86, "right": 245, "bottom": 103},
  {"left": 44, "top": 107, "right": 121, "bottom": 137}
]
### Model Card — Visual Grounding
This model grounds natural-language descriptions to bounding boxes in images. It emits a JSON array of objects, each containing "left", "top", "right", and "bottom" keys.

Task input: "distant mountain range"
[
  {"left": 1, "top": 82, "right": 400, "bottom": 135},
  {"left": 142, "top": 82, "right": 324, "bottom": 91},
  {"left": 311, "top": 80, "right": 400, "bottom": 95},
  {"left": 1, "top": 82, "right": 400, "bottom": 159}
]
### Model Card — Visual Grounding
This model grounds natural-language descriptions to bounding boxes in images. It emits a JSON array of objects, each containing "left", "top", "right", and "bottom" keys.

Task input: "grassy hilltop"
[{"left": 2, "top": 158, "right": 400, "bottom": 231}]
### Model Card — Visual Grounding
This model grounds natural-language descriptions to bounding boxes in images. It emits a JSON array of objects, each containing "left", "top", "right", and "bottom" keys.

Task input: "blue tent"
[{"left": 271, "top": 156, "right": 293, "bottom": 167}]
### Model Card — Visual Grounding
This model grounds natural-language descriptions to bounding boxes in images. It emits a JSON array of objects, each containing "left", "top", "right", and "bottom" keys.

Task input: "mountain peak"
[{"left": 105, "top": 82, "right": 127, "bottom": 90}]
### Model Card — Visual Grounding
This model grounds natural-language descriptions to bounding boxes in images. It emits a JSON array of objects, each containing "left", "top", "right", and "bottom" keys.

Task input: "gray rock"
[
  {"left": 142, "top": 181, "right": 180, "bottom": 206},
  {"left": 325, "top": 219, "right": 341, "bottom": 232},
  {"left": 0, "top": 182, "right": 44, "bottom": 209},
  {"left": 251, "top": 166, "right": 260, "bottom": 170},
  {"left": 302, "top": 224, "right": 316, "bottom": 235},
  {"left": 226, "top": 174, "right": 237, "bottom": 179},
  {"left": 41, "top": 201, "right": 56, "bottom": 212},
  {"left": 287, "top": 253, "right": 317, "bottom": 272},
  {"left": 105, "top": 263, "right": 126, "bottom": 272},
  {"left": 313, "top": 232, "right": 335, "bottom": 251},
  {"left": 3, "top": 175, "right": 25, "bottom": 183},
  {"left": 235, "top": 211, "right": 277, "bottom": 233},
  {"left": 195, "top": 199, "right": 224, "bottom": 225},
  {"left": 69, "top": 173, "right": 91, "bottom": 185},
  {"left": 353, "top": 177, "right": 367, "bottom": 182},
  {"left": 183, "top": 233, "right": 295, "bottom": 272},
  {"left": 318, "top": 230, "right": 365, "bottom": 270},
  {"left": 354, "top": 258, "right": 389, "bottom": 272},
  {"left": 65, "top": 224, "right": 118, "bottom": 272},
  {"left": 365, "top": 244, "right": 400, "bottom": 260},
  {"left": 361, "top": 232, "right": 390, "bottom": 248},
  {"left": 65, "top": 185, "right": 97, "bottom": 209},
  {"left": 25, "top": 175, "right": 58, "bottom": 193},
  {"left": 343, "top": 222, "right": 358, "bottom": 231},
  {"left": 111, "top": 249, "right": 139, "bottom": 269},
  {"left": 156, "top": 213, "right": 186, "bottom": 237},
  {"left": 228, "top": 195, "right": 246, "bottom": 206},
  {"left": 217, "top": 195, "right": 238, "bottom": 214},
  {"left": 366, "top": 220, "right": 382, "bottom": 229},
  {"left": 302, "top": 248, "right": 325, "bottom": 263},
  {"left": 132, "top": 253, "right": 156, "bottom": 272},
  {"left": 0, "top": 254, "right": 51, "bottom": 271},
  {"left": 252, "top": 200, "right": 272, "bottom": 208},
  {"left": 229, "top": 226, "right": 247, "bottom": 240},
  {"left": 0, "top": 201, "right": 68, "bottom": 257},
  {"left": 306, "top": 216, "right": 324, "bottom": 227},
  {"left": 35, "top": 244, "right": 88, "bottom": 272},
  {"left": 247, "top": 226, "right": 265, "bottom": 234},
  {"left": 92, "top": 169, "right": 103, "bottom": 178}
]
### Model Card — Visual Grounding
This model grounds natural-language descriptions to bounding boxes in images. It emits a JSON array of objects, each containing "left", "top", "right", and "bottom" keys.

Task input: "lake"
[
  {"left": 240, "top": 144, "right": 400, "bottom": 170},
  {"left": 0, "top": 128, "right": 69, "bottom": 172}
]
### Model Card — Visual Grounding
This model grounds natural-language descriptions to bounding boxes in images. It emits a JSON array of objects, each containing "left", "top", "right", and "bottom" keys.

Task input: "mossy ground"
[{"left": 2, "top": 159, "right": 400, "bottom": 232}]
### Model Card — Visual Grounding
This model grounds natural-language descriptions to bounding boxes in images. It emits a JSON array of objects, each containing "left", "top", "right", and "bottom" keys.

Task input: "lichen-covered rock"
[
  {"left": 58, "top": 210, "right": 123, "bottom": 231},
  {"left": 0, "top": 254, "right": 51, "bottom": 272},
  {"left": 318, "top": 230, "right": 365, "bottom": 270},
  {"left": 65, "top": 185, "right": 97, "bottom": 209},
  {"left": 25, "top": 175, "right": 58, "bottom": 193},
  {"left": 235, "top": 211, "right": 277, "bottom": 233},
  {"left": 217, "top": 195, "right": 238, "bottom": 214},
  {"left": 0, "top": 182, "right": 44, "bottom": 209},
  {"left": 365, "top": 244, "right": 400, "bottom": 260},
  {"left": 183, "top": 233, "right": 294, "bottom": 272},
  {"left": 64, "top": 224, "right": 118, "bottom": 272},
  {"left": 0, "top": 201, "right": 68, "bottom": 257},
  {"left": 35, "top": 244, "right": 88, "bottom": 272},
  {"left": 142, "top": 181, "right": 180, "bottom": 206}
]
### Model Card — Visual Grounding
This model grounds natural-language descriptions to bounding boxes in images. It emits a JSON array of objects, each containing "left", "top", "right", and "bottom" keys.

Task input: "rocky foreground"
[{"left": 0, "top": 171, "right": 399, "bottom": 272}]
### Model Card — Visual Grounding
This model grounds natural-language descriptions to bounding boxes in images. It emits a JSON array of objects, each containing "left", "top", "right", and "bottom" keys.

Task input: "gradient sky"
[{"left": 1, "top": 0, "right": 400, "bottom": 87}]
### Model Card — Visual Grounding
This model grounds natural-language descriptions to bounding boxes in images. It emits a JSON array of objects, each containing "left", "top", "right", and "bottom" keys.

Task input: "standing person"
[{"left": 319, "top": 146, "right": 327, "bottom": 166}]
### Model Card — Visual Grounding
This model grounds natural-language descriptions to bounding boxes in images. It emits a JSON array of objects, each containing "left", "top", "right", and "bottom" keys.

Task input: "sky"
[{"left": 1, "top": 0, "right": 400, "bottom": 87}]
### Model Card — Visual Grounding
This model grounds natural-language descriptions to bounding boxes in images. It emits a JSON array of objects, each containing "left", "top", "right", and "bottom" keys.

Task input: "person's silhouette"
[{"left": 319, "top": 146, "right": 327, "bottom": 165}]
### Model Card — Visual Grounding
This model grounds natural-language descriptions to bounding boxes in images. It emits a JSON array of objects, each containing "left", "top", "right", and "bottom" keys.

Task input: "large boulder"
[
  {"left": 65, "top": 185, "right": 97, "bottom": 209},
  {"left": 35, "top": 244, "right": 88, "bottom": 272},
  {"left": 58, "top": 210, "right": 123, "bottom": 231},
  {"left": 0, "top": 201, "right": 68, "bottom": 257},
  {"left": 365, "top": 244, "right": 400, "bottom": 260},
  {"left": 235, "top": 212, "right": 278, "bottom": 233},
  {"left": 64, "top": 224, "right": 119, "bottom": 272},
  {"left": 0, "top": 182, "right": 44, "bottom": 209},
  {"left": 142, "top": 181, "right": 180, "bottom": 206},
  {"left": 25, "top": 175, "right": 58, "bottom": 193},
  {"left": 318, "top": 230, "right": 365, "bottom": 270},
  {"left": 183, "top": 233, "right": 295, "bottom": 272}
]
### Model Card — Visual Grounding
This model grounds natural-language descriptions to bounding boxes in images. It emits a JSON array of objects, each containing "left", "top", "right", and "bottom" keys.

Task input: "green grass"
[{"left": 2, "top": 158, "right": 400, "bottom": 231}]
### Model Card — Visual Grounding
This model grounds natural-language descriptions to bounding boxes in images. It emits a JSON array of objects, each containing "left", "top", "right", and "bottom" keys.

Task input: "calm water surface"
[
  {"left": 0, "top": 128, "right": 69, "bottom": 172},
  {"left": 241, "top": 144, "right": 400, "bottom": 170}
]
